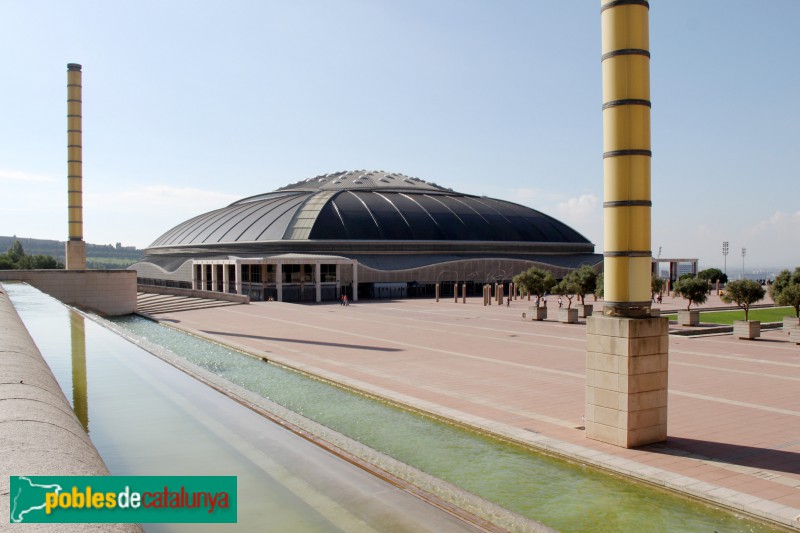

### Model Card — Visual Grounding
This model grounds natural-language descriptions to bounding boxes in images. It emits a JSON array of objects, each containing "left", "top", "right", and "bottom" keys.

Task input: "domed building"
[{"left": 132, "top": 170, "right": 601, "bottom": 302}]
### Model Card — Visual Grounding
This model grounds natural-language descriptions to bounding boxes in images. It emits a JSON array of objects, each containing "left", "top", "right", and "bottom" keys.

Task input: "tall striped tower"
[
  {"left": 65, "top": 63, "right": 86, "bottom": 269},
  {"left": 585, "top": 1, "right": 669, "bottom": 448},
  {"left": 600, "top": 0, "right": 652, "bottom": 317}
]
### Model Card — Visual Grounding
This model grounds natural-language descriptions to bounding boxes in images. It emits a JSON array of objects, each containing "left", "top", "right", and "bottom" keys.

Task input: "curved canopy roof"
[{"left": 148, "top": 170, "right": 590, "bottom": 248}]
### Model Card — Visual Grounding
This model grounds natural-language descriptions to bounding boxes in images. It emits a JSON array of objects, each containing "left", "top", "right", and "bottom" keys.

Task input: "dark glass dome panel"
[
  {"left": 307, "top": 191, "right": 588, "bottom": 243},
  {"left": 147, "top": 171, "right": 591, "bottom": 248}
]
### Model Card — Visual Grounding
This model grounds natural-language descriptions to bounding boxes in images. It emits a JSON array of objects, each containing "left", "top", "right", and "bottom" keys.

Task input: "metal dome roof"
[{"left": 147, "top": 171, "right": 591, "bottom": 248}]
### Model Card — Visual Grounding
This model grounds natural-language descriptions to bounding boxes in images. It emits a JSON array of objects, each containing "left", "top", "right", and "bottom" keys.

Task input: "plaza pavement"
[{"left": 144, "top": 293, "right": 800, "bottom": 530}]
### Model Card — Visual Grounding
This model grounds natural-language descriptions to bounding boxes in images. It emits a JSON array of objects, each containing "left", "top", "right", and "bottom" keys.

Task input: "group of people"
[
  {"left": 340, "top": 294, "right": 349, "bottom": 306},
  {"left": 534, "top": 294, "right": 565, "bottom": 308}
]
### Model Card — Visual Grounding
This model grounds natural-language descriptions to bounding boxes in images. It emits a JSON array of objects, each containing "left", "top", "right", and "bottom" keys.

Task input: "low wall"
[
  {"left": 137, "top": 284, "right": 250, "bottom": 304},
  {"left": 0, "top": 270, "right": 137, "bottom": 316},
  {"left": 0, "top": 284, "right": 140, "bottom": 531}
]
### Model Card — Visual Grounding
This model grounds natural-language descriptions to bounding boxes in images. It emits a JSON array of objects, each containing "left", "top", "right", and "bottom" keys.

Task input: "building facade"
[{"left": 131, "top": 170, "right": 602, "bottom": 302}]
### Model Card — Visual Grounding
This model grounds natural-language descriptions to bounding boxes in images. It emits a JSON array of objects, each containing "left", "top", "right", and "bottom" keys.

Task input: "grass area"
[{"left": 664, "top": 307, "right": 796, "bottom": 324}]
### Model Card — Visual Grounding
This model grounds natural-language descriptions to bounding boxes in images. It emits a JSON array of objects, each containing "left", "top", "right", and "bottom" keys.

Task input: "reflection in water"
[{"left": 70, "top": 311, "right": 89, "bottom": 431}]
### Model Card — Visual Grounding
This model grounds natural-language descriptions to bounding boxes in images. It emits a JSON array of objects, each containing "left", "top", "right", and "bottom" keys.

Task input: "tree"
[
  {"left": 0, "top": 240, "right": 63, "bottom": 270},
  {"left": 721, "top": 279, "right": 766, "bottom": 321},
  {"left": 19, "top": 254, "right": 63, "bottom": 269},
  {"left": 770, "top": 267, "right": 800, "bottom": 319},
  {"left": 698, "top": 268, "right": 728, "bottom": 284},
  {"left": 595, "top": 272, "right": 604, "bottom": 300},
  {"left": 673, "top": 277, "right": 708, "bottom": 310},
  {"left": 554, "top": 272, "right": 581, "bottom": 309},
  {"left": 573, "top": 265, "right": 598, "bottom": 305},
  {"left": 513, "top": 268, "right": 556, "bottom": 307},
  {"left": 651, "top": 276, "right": 664, "bottom": 300},
  {"left": 6, "top": 240, "right": 25, "bottom": 262}
]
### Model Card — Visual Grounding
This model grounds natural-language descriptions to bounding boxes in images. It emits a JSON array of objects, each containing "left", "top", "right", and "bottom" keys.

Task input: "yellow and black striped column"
[
  {"left": 65, "top": 63, "right": 86, "bottom": 269},
  {"left": 601, "top": 0, "right": 651, "bottom": 317}
]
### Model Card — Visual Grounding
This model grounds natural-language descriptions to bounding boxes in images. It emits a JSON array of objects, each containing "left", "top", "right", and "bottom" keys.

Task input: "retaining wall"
[{"left": 0, "top": 270, "right": 136, "bottom": 316}]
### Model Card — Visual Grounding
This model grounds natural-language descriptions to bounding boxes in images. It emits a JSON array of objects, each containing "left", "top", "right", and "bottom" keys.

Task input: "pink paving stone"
[{"left": 146, "top": 296, "right": 800, "bottom": 529}]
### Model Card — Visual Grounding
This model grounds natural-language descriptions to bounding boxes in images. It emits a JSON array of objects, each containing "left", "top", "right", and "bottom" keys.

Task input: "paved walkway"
[{"left": 148, "top": 296, "right": 800, "bottom": 530}]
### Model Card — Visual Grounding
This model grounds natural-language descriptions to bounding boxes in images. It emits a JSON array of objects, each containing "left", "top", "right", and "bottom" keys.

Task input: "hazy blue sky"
[{"left": 2, "top": 1, "right": 798, "bottom": 272}]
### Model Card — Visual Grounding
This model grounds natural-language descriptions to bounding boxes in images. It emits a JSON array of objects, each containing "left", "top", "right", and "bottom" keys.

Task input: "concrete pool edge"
[
  {"left": 0, "top": 282, "right": 141, "bottom": 532},
  {"left": 93, "top": 312, "right": 556, "bottom": 533},
  {"left": 141, "top": 313, "right": 800, "bottom": 532}
]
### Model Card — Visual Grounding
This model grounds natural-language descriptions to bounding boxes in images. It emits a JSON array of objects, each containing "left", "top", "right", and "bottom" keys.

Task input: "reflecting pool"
[
  {"left": 6, "top": 282, "right": 481, "bottom": 532},
  {"left": 106, "top": 308, "right": 781, "bottom": 532}
]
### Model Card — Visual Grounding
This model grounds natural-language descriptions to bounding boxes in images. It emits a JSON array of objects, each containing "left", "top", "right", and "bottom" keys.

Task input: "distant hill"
[{"left": 0, "top": 236, "right": 144, "bottom": 269}]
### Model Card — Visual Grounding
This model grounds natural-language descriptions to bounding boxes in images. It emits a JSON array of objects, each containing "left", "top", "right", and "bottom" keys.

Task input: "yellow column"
[
  {"left": 586, "top": 0, "right": 668, "bottom": 448},
  {"left": 601, "top": 0, "right": 651, "bottom": 317},
  {"left": 65, "top": 63, "right": 86, "bottom": 269}
]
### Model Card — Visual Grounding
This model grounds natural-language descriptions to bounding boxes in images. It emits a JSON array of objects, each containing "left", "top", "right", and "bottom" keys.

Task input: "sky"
[{"left": 1, "top": 1, "right": 798, "bottom": 273}]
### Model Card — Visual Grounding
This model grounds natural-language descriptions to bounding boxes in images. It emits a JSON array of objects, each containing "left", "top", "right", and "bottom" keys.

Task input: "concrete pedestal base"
[
  {"left": 733, "top": 320, "right": 760, "bottom": 340},
  {"left": 586, "top": 315, "right": 669, "bottom": 448},
  {"left": 677, "top": 309, "right": 699, "bottom": 326},
  {"left": 528, "top": 306, "right": 547, "bottom": 321},
  {"left": 65, "top": 240, "right": 86, "bottom": 270},
  {"left": 559, "top": 308, "right": 578, "bottom": 324}
]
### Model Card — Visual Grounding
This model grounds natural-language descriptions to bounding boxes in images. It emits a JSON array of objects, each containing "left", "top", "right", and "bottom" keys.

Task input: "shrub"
[
  {"left": 554, "top": 272, "right": 581, "bottom": 309},
  {"left": 721, "top": 279, "right": 766, "bottom": 321},
  {"left": 673, "top": 277, "right": 708, "bottom": 310},
  {"left": 770, "top": 267, "right": 800, "bottom": 319},
  {"left": 513, "top": 268, "right": 556, "bottom": 306}
]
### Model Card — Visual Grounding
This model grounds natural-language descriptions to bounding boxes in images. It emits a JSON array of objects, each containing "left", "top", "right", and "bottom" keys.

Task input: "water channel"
[
  {"left": 7, "top": 283, "right": 783, "bottom": 532},
  {"left": 6, "top": 283, "right": 481, "bottom": 532}
]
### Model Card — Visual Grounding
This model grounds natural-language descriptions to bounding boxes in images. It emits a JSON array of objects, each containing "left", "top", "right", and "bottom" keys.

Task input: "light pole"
[
  {"left": 722, "top": 241, "right": 729, "bottom": 275},
  {"left": 741, "top": 248, "right": 747, "bottom": 280}
]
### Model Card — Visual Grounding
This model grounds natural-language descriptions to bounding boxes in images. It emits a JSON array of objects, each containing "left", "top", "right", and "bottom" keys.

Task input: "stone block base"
[
  {"left": 586, "top": 315, "right": 669, "bottom": 448},
  {"left": 559, "top": 308, "right": 578, "bottom": 324},
  {"left": 65, "top": 240, "right": 87, "bottom": 270},
  {"left": 733, "top": 320, "right": 760, "bottom": 340},
  {"left": 677, "top": 309, "right": 699, "bottom": 326},
  {"left": 528, "top": 305, "right": 547, "bottom": 321}
]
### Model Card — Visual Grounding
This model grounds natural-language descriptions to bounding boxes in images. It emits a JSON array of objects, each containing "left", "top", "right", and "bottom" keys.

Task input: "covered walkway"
[{"left": 192, "top": 254, "right": 358, "bottom": 303}]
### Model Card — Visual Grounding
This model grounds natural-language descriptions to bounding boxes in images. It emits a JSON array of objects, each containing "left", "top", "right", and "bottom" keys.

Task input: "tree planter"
[
  {"left": 559, "top": 308, "right": 578, "bottom": 324},
  {"left": 677, "top": 310, "right": 700, "bottom": 326},
  {"left": 528, "top": 306, "right": 547, "bottom": 321},
  {"left": 733, "top": 320, "right": 761, "bottom": 340},
  {"left": 783, "top": 316, "right": 800, "bottom": 335},
  {"left": 577, "top": 304, "right": 593, "bottom": 318}
]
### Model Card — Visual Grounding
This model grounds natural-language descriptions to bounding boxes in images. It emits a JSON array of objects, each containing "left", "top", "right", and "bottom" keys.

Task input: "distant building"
[
  {"left": 130, "top": 170, "right": 601, "bottom": 302},
  {"left": 652, "top": 257, "right": 699, "bottom": 282}
]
